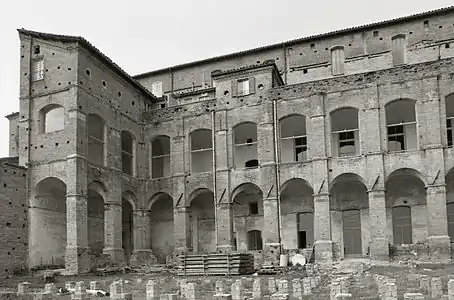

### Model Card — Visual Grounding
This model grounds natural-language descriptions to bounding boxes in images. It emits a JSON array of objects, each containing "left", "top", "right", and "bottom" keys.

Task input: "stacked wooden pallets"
[{"left": 177, "top": 253, "right": 254, "bottom": 276}]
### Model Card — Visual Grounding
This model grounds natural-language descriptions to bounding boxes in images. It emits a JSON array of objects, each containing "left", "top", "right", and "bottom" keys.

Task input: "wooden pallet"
[{"left": 177, "top": 253, "right": 254, "bottom": 276}]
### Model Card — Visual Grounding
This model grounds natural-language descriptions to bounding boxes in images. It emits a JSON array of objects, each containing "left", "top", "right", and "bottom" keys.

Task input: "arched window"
[
  {"left": 233, "top": 122, "right": 258, "bottom": 168},
  {"left": 151, "top": 136, "right": 170, "bottom": 178},
  {"left": 280, "top": 115, "right": 307, "bottom": 162},
  {"left": 385, "top": 99, "right": 417, "bottom": 152},
  {"left": 247, "top": 230, "right": 263, "bottom": 251},
  {"left": 190, "top": 129, "right": 212, "bottom": 174},
  {"left": 40, "top": 104, "right": 64, "bottom": 133},
  {"left": 121, "top": 131, "right": 135, "bottom": 176},
  {"left": 87, "top": 114, "right": 105, "bottom": 166},
  {"left": 330, "top": 108, "right": 359, "bottom": 157}
]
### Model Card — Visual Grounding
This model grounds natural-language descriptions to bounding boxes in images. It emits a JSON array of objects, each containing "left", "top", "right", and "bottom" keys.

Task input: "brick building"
[{"left": 7, "top": 6, "right": 454, "bottom": 274}]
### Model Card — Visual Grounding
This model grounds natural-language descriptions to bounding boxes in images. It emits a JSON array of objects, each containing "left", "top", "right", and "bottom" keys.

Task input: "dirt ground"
[{"left": 1, "top": 260, "right": 454, "bottom": 299}]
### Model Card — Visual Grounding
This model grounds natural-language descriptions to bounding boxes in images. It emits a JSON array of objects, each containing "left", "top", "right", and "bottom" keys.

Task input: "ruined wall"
[{"left": 0, "top": 158, "right": 27, "bottom": 278}]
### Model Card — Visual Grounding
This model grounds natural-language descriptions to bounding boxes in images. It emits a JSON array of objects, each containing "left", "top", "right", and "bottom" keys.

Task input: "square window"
[
  {"left": 249, "top": 202, "right": 258, "bottom": 215},
  {"left": 238, "top": 79, "right": 250, "bottom": 96}
]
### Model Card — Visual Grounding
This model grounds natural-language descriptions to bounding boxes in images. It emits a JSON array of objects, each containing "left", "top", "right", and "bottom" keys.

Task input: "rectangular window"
[
  {"left": 32, "top": 59, "right": 44, "bottom": 82},
  {"left": 331, "top": 46, "right": 345, "bottom": 75},
  {"left": 448, "top": 118, "right": 453, "bottom": 147},
  {"left": 388, "top": 125, "right": 405, "bottom": 151},
  {"left": 151, "top": 81, "right": 163, "bottom": 97},
  {"left": 294, "top": 137, "right": 307, "bottom": 161},
  {"left": 249, "top": 202, "right": 258, "bottom": 215},
  {"left": 338, "top": 131, "right": 356, "bottom": 157},
  {"left": 391, "top": 35, "right": 406, "bottom": 66},
  {"left": 238, "top": 79, "right": 250, "bottom": 96}
]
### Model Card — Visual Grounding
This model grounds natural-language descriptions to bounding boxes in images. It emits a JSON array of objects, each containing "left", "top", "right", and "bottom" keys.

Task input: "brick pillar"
[
  {"left": 131, "top": 209, "right": 155, "bottom": 266},
  {"left": 368, "top": 189, "right": 389, "bottom": 260},
  {"left": 65, "top": 155, "right": 90, "bottom": 274},
  {"left": 103, "top": 172, "right": 124, "bottom": 264},
  {"left": 214, "top": 111, "right": 234, "bottom": 253},
  {"left": 426, "top": 184, "right": 451, "bottom": 260},
  {"left": 313, "top": 192, "right": 333, "bottom": 261},
  {"left": 173, "top": 206, "right": 191, "bottom": 254}
]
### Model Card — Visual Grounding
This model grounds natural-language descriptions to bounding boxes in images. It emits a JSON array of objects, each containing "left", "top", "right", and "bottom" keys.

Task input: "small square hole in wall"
[
  {"left": 303, "top": 69, "right": 308, "bottom": 74},
  {"left": 424, "top": 20, "right": 429, "bottom": 28},
  {"left": 310, "top": 43, "right": 315, "bottom": 48},
  {"left": 373, "top": 30, "right": 379, "bottom": 37},
  {"left": 446, "top": 43, "right": 450, "bottom": 49},
  {"left": 33, "top": 45, "right": 40, "bottom": 55}
]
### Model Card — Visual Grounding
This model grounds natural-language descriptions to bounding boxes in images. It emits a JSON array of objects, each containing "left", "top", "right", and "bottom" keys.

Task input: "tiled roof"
[
  {"left": 18, "top": 29, "right": 158, "bottom": 101},
  {"left": 211, "top": 60, "right": 277, "bottom": 77},
  {"left": 133, "top": 5, "right": 454, "bottom": 79}
]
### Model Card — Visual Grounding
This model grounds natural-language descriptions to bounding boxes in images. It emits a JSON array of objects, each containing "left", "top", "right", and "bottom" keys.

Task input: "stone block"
[
  {"left": 44, "top": 283, "right": 56, "bottom": 294},
  {"left": 384, "top": 282, "right": 397, "bottom": 300},
  {"left": 253, "top": 278, "right": 264, "bottom": 299},
  {"left": 277, "top": 279, "right": 289, "bottom": 294},
  {"left": 403, "top": 293, "right": 425, "bottom": 300},
  {"left": 18, "top": 282, "right": 31, "bottom": 295},
  {"left": 90, "top": 281, "right": 100, "bottom": 290},
  {"left": 159, "top": 294, "right": 178, "bottom": 300},
  {"left": 330, "top": 281, "right": 340, "bottom": 300},
  {"left": 420, "top": 275, "right": 430, "bottom": 294},
  {"left": 71, "top": 281, "right": 88, "bottom": 300},
  {"left": 270, "top": 293, "right": 289, "bottom": 300},
  {"left": 147, "top": 280, "right": 159, "bottom": 300},
  {"left": 302, "top": 278, "right": 312, "bottom": 295},
  {"left": 268, "top": 277, "right": 277, "bottom": 294},
  {"left": 186, "top": 282, "right": 200, "bottom": 300},
  {"left": 431, "top": 276, "right": 443, "bottom": 299},
  {"left": 448, "top": 279, "right": 454, "bottom": 300},
  {"left": 292, "top": 278, "right": 303, "bottom": 299},
  {"left": 231, "top": 280, "right": 243, "bottom": 300},
  {"left": 335, "top": 293, "right": 352, "bottom": 299},
  {"left": 216, "top": 280, "right": 225, "bottom": 294}
]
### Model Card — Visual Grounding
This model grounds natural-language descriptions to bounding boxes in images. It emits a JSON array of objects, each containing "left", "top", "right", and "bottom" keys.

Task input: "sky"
[{"left": 0, "top": 0, "right": 453, "bottom": 158}]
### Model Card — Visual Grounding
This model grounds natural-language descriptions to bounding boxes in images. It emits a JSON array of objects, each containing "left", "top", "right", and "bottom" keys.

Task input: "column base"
[
  {"left": 130, "top": 249, "right": 156, "bottom": 268},
  {"left": 370, "top": 237, "right": 389, "bottom": 261},
  {"left": 65, "top": 247, "right": 90, "bottom": 275},
  {"left": 263, "top": 243, "right": 282, "bottom": 267},
  {"left": 314, "top": 240, "right": 333, "bottom": 262},
  {"left": 217, "top": 244, "right": 235, "bottom": 254},
  {"left": 428, "top": 235, "right": 451, "bottom": 261},
  {"left": 103, "top": 247, "right": 125, "bottom": 266}
]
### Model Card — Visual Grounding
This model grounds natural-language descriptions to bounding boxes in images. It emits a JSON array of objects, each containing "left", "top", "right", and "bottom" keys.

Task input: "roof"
[
  {"left": 17, "top": 29, "right": 158, "bottom": 101},
  {"left": 133, "top": 5, "right": 454, "bottom": 79},
  {"left": 211, "top": 60, "right": 277, "bottom": 77},
  {"left": 5, "top": 112, "right": 19, "bottom": 120}
]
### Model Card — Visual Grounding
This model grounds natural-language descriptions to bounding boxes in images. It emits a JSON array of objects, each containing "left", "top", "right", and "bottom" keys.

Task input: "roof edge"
[{"left": 133, "top": 5, "right": 454, "bottom": 79}]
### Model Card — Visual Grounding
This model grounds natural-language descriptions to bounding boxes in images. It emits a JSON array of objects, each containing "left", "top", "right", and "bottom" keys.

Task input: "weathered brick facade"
[{"left": 6, "top": 6, "right": 454, "bottom": 274}]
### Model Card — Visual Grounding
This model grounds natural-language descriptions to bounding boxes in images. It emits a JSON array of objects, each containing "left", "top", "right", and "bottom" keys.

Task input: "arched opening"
[
  {"left": 40, "top": 104, "right": 65, "bottom": 133},
  {"left": 190, "top": 129, "right": 212, "bottom": 174},
  {"left": 87, "top": 114, "right": 105, "bottom": 166},
  {"left": 188, "top": 189, "right": 215, "bottom": 253},
  {"left": 232, "top": 183, "right": 263, "bottom": 252},
  {"left": 330, "top": 174, "right": 368, "bottom": 257},
  {"left": 330, "top": 108, "right": 359, "bottom": 157},
  {"left": 446, "top": 169, "right": 454, "bottom": 241},
  {"left": 151, "top": 136, "right": 170, "bottom": 178},
  {"left": 385, "top": 99, "right": 417, "bottom": 152},
  {"left": 87, "top": 182, "right": 105, "bottom": 256},
  {"left": 122, "top": 193, "right": 135, "bottom": 264},
  {"left": 247, "top": 230, "right": 263, "bottom": 250},
  {"left": 30, "top": 177, "right": 67, "bottom": 268},
  {"left": 233, "top": 122, "right": 258, "bottom": 168},
  {"left": 149, "top": 193, "right": 174, "bottom": 263},
  {"left": 280, "top": 115, "right": 307, "bottom": 163},
  {"left": 280, "top": 178, "right": 314, "bottom": 250},
  {"left": 446, "top": 93, "right": 454, "bottom": 147},
  {"left": 386, "top": 169, "right": 427, "bottom": 245},
  {"left": 121, "top": 131, "right": 135, "bottom": 176}
]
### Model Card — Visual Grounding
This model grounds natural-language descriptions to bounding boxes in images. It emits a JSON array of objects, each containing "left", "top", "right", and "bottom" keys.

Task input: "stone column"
[
  {"left": 173, "top": 206, "right": 191, "bottom": 254},
  {"left": 367, "top": 189, "right": 389, "bottom": 260},
  {"left": 65, "top": 155, "right": 90, "bottom": 274},
  {"left": 216, "top": 202, "right": 234, "bottom": 253},
  {"left": 131, "top": 209, "right": 155, "bottom": 266},
  {"left": 426, "top": 184, "right": 451, "bottom": 260},
  {"left": 313, "top": 192, "right": 333, "bottom": 261},
  {"left": 103, "top": 171, "right": 124, "bottom": 265}
]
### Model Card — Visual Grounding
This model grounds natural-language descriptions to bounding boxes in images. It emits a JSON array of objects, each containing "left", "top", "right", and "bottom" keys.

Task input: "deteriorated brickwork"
[{"left": 6, "top": 7, "right": 454, "bottom": 274}]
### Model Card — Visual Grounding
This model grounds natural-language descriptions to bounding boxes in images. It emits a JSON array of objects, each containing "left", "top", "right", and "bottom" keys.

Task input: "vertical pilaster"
[
  {"left": 368, "top": 189, "right": 389, "bottom": 260},
  {"left": 103, "top": 171, "right": 124, "bottom": 264},
  {"left": 313, "top": 193, "right": 333, "bottom": 261},
  {"left": 215, "top": 109, "right": 234, "bottom": 252},
  {"left": 173, "top": 207, "right": 191, "bottom": 254}
]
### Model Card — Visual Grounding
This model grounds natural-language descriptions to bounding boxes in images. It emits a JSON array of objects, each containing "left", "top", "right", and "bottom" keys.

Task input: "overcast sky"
[{"left": 0, "top": 0, "right": 452, "bottom": 158}]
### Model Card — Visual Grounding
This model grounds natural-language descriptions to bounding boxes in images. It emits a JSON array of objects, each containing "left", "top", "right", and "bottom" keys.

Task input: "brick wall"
[{"left": 0, "top": 157, "right": 27, "bottom": 278}]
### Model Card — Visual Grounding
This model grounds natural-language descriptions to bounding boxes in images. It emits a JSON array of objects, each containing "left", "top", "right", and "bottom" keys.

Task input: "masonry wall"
[
  {"left": 135, "top": 9, "right": 454, "bottom": 101},
  {"left": 0, "top": 158, "right": 27, "bottom": 278}
]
